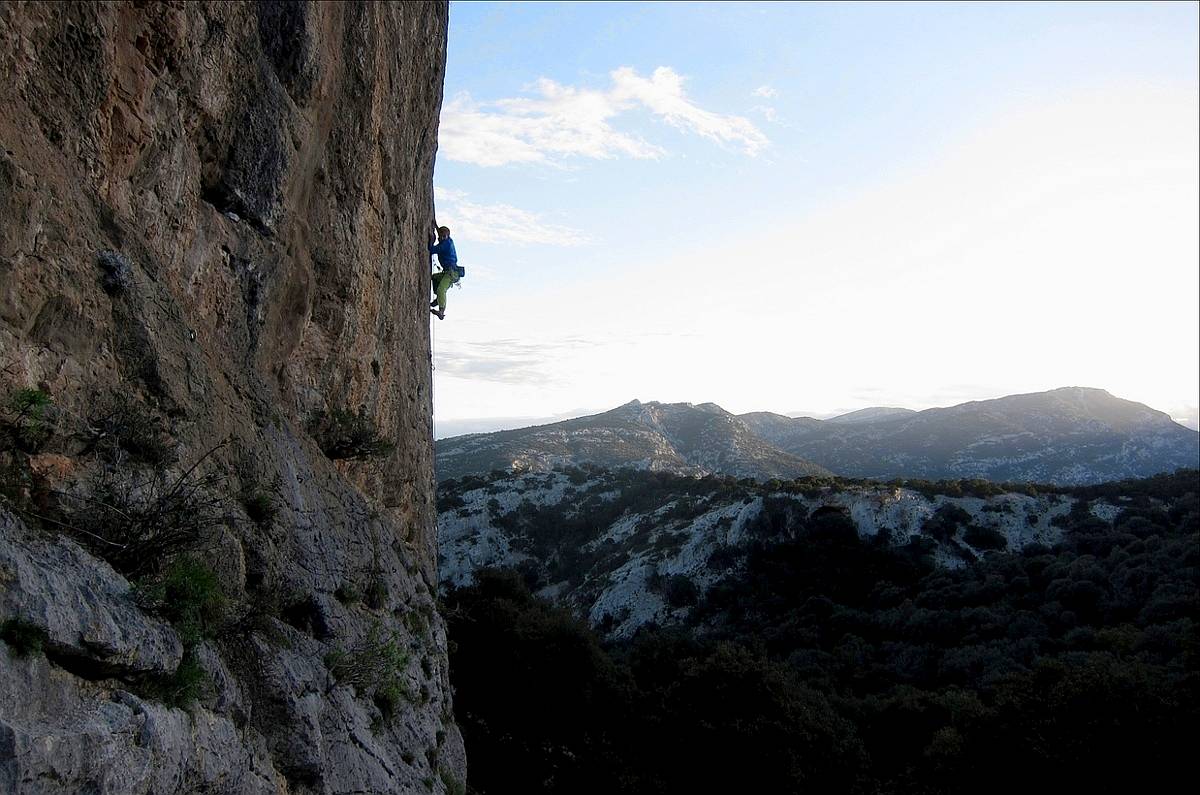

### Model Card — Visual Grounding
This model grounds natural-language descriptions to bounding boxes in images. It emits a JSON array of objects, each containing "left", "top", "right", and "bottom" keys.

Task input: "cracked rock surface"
[{"left": 0, "top": 2, "right": 463, "bottom": 792}]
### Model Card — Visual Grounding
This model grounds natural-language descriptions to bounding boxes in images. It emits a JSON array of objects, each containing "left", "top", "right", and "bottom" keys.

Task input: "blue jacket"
[{"left": 429, "top": 238, "right": 460, "bottom": 275}]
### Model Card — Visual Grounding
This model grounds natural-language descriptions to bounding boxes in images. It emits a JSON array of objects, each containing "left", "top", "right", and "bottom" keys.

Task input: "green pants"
[{"left": 432, "top": 270, "right": 457, "bottom": 311}]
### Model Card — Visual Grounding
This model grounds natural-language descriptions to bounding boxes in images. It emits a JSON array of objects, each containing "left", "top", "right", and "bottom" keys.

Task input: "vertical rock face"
[{"left": 0, "top": 1, "right": 462, "bottom": 792}]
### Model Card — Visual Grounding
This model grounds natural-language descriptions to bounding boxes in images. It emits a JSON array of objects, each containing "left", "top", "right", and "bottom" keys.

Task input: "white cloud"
[
  {"left": 434, "top": 339, "right": 556, "bottom": 385},
  {"left": 439, "top": 67, "right": 767, "bottom": 166},
  {"left": 434, "top": 188, "right": 590, "bottom": 246},
  {"left": 609, "top": 68, "right": 769, "bottom": 155},
  {"left": 434, "top": 337, "right": 602, "bottom": 386},
  {"left": 440, "top": 88, "right": 661, "bottom": 167},
  {"left": 751, "top": 85, "right": 778, "bottom": 99}
]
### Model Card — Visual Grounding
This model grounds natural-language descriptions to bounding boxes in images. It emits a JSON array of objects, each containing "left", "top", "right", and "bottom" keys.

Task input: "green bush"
[
  {"left": 439, "top": 768, "right": 466, "bottom": 795},
  {"left": 234, "top": 449, "right": 281, "bottom": 529},
  {"left": 963, "top": 524, "right": 1007, "bottom": 551},
  {"left": 0, "top": 450, "right": 36, "bottom": 513},
  {"left": 134, "top": 647, "right": 213, "bottom": 708},
  {"left": 437, "top": 490, "right": 466, "bottom": 511},
  {"left": 0, "top": 618, "right": 48, "bottom": 657},
  {"left": 128, "top": 555, "right": 227, "bottom": 709},
  {"left": 310, "top": 407, "right": 395, "bottom": 461},
  {"left": 924, "top": 503, "right": 972, "bottom": 542},
  {"left": 364, "top": 577, "right": 389, "bottom": 610},
  {"left": 163, "top": 649, "right": 211, "bottom": 707},
  {"left": 241, "top": 490, "right": 278, "bottom": 528},
  {"left": 327, "top": 621, "right": 410, "bottom": 721},
  {"left": 331, "top": 575, "right": 384, "bottom": 611},
  {"left": 374, "top": 677, "right": 410, "bottom": 722},
  {"left": 2, "top": 388, "right": 56, "bottom": 452},
  {"left": 137, "top": 557, "right": 229, "bottom": 645},
  {"left": 659, "top": 573, "right": 699, "bottom": 608},
  {"left": 335, "top": 582, "right": 362, "bottom": 605}
]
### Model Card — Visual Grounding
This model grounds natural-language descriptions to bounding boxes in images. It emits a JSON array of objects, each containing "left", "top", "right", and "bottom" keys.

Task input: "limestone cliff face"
[{"left": 0, "top": 2, "right": 462, "bottom": 792}]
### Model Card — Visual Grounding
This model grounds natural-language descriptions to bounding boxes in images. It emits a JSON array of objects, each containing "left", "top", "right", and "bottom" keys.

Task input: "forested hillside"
[
  {"left": 442, "top": 469, "right": 1198, "bottom": 794},
  {"left": 440, "top": 467, "right": 1109, "bottom": 637}
]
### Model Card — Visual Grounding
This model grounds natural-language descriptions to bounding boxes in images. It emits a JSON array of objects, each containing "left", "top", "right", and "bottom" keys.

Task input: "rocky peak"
[{"left": 436, "top": 400, "right": 830, "bottom": 482}]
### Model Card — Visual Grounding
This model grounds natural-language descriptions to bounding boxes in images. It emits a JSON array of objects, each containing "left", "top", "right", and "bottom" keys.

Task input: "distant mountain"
[
  {"left": 435, "top": 400, "right": 831, "bottom": 482},
  {"left": 737, "top": 411, "right": 825, "bottom": 451},
  {"left": 742, "top": 387, "right": 1199, "bottom": 485},
  {"left": 438, "top": 388, "right": 1197, "bottom": 486},
  {"left": 826, "top": 406, "right": 918, "bottom": 424}
]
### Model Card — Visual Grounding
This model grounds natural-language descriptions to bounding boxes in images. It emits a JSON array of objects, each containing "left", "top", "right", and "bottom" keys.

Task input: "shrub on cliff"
[
  {"left": 132, "top": 556, "right": 227, "bottom": 708},
  {"left": 0, "top": 618, "right": 49, "bottom": 658},
  {"left": 84, "top": 392, "right": 176, "bottom": 466},
  {"left": 2, "top": 387, "right": 56, "bottom": 453},
  {"left": 233, "top": 445, "right": 281, "bottom": 528},
  {"left": 310, "top": 407, "right": 395, "bottom": 461},
  {"left": 61, "top": 453, "right": 235, "bottom": 576},
  {"left": 326, "top": 621, "right": 411, "bottom": 722},
  {"left": 0, "top": 448, "right": 40, "bottom": 519},
  {"left": 136, "top": 556, "right": 229, "bottom": 645},
  {"left": 241, "top": 490, "right": 278, "bottom": 528}
]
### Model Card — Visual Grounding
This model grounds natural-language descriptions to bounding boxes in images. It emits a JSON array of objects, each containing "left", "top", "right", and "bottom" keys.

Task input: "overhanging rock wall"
[{"left": 0, "top": 1, "right": 463, "bottom": 791}]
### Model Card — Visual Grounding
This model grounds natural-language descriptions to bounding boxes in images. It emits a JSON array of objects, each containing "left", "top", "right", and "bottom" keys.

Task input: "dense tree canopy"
[{"left": 444, "top": 471, "right": 1199, "bottom": 794}]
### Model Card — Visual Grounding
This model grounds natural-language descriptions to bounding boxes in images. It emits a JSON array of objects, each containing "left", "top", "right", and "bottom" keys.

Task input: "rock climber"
[{"left": 429, "top": 223, "right": 463, "bottom": 320}]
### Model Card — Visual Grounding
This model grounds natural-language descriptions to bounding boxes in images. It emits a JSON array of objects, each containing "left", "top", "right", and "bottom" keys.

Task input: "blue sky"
[{"left": 431, "top": 1, "right": 1200, "bottom": 436}]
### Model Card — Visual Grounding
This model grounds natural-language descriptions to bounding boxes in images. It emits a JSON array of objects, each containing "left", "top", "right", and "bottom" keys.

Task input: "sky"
[{"left": 430, "top": 1, "right": 1200, "bottom": 438}]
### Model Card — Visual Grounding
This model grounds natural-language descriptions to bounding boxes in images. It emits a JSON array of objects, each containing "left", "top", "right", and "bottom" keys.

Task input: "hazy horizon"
[
  {"left": 432, "top": 2, "right": 1199, "bottom": 435},
  {"left": 433, "top": 385, "right": 1200, "bottom": 439}
]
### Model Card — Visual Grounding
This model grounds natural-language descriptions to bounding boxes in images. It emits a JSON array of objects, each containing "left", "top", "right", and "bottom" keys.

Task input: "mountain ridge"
[
  {"left": 827, "top": 406, "right": 918, "bottom": 424},
  {"left": 749, "top": 386, "right": 1198, "bottom": 484},
  {"left": 437, "top": 387, "right": 1198, "bottom": 486},
  {"left": 435, "top": 399, "right": 831, "bottom": 482}
]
